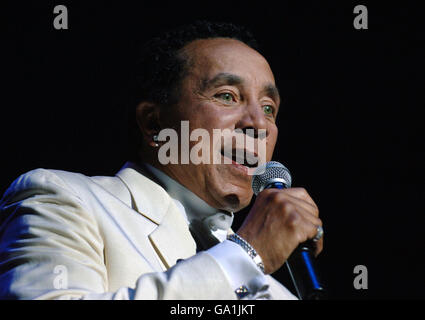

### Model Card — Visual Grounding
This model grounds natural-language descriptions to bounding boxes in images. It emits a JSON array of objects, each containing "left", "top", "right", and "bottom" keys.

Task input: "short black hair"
[{"left": 128, "top": 20, "right": 260, "bottom": 161}]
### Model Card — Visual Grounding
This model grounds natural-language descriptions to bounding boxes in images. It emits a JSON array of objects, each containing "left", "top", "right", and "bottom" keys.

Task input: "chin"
[
  {"left": 224, "top": 195, "right": 252, "bottom": 212},
  {"left": 212, "top": 184, "right": 253, "bottom": 212},
  {"left": 205, "top": 163, "right": 253, "bottom": 211}
]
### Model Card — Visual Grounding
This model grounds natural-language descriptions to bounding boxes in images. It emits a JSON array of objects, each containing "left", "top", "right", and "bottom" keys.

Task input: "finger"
[
  {"left": 282, "top": 187, "right": 318, "bottom": 211},
  {"left": 297, "top": 205, "right": 322, "bottom": 228},
  {"left": 304, "top": 220, "right": 324, "bottom": 256},
  {"left": 280, "top": 200, "right": 321, "bottom": 229},
  {"left": 314, "top": 237, "right": 324, "bottom": 256},
  {"left": 280, "top": 203, "right": 323, "bottom": 241},
  {"left": 279, "top": 192, "right": 320, "bottom": 218},
  {"left": 263, "top": 188, "right": 319, "bottom": 215},
  {"left": 283, "top": 206, "right": 324, "bottom": 254},
  {"left": 266, "top": 190, "right": 320, "bottom": 222}
]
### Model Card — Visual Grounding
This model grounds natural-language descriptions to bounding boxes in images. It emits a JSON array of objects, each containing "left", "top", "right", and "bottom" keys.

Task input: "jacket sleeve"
[{"left": 0, "top": 169, "right": 236, "bottom": 300}]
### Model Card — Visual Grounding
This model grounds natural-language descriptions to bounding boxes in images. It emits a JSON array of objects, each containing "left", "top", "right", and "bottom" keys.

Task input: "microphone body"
[{"left": 252, "top": 162, "right": 325, "bottom": 300}]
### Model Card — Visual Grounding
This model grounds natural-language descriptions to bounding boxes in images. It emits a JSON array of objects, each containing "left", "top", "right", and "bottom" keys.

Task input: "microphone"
[{"left": 252, "top": 161, "right": 325, "bottom": 300}]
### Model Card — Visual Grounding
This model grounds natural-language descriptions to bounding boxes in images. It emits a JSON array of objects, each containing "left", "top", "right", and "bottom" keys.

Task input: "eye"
[
  {"left": 263, "top": 105, "right": 274, "bottom": 115},
  {"left": 215, "top": 92, "right": 235, "bottom": 103}
]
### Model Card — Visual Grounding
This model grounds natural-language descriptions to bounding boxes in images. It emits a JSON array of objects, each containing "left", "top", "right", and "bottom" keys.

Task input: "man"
[{"left": 0, "top": 21, "right": 323, "bottom": 299}]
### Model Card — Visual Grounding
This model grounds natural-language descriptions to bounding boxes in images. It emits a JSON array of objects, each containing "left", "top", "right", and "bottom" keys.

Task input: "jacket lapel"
[
  {"left": 148, "top": 201, "right": 196, "bottom": 269},
  {"left": 116, "top": 163, "right": 196, "bottom": 270},
  {"left": 116, "top": 164, "right": 168, "bottom": 225}
]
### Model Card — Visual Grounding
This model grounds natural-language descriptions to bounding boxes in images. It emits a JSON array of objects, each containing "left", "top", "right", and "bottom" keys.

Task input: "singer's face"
[{"left": 160, "top": 38, "right": 280, "bottom": 212}]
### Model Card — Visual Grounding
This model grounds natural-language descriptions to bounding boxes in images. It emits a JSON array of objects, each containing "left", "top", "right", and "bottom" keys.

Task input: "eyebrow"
[
  {"left": 261, "top": 83, "right": 281, "bottom": 106},
  {"left": 199, "top": 72, "right": 244, "bottom": 91},
  {"left": 199, "top": 72, "right": 281, "bottom": 105}
]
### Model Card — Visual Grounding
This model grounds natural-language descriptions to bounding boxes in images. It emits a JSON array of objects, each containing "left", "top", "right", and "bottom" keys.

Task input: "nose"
[{"left": 235, "top": 102, "right": 269, "bottom": 139}]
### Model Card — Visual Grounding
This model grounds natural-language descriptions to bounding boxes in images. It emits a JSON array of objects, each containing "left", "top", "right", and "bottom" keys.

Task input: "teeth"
[
  {"left": 221, "top": 149, "right": 258, "bottom": 167},
  {"left": 245, "top": 152, "right": 259, "bottom": 167}
]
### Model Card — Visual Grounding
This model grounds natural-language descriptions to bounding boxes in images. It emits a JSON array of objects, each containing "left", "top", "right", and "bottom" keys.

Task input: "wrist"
[{"left": 227, "top": 233, "right": 265, "bottom": 273}]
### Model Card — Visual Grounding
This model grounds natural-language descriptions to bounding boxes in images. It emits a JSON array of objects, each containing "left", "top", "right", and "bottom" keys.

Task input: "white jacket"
[{"left": 0, "top": 164, "right": 296, "bottom": 299}]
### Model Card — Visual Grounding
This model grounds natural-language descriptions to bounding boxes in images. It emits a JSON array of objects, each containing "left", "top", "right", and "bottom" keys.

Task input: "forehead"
[{"left": 181, "top": 38, "right": 276, "bottom": 85}]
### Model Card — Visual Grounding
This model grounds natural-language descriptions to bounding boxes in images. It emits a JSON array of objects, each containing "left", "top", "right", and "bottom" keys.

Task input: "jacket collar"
[
  {"left": 116, "top": 162, "right": 169, "bottom": 225},
  {"left": 116, "top": 161, "right": 196, "bottom": 269}
]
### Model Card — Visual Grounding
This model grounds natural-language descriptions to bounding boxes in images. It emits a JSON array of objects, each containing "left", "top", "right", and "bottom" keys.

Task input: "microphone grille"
[{"left": 251, "top": 161, "right": 292, "bottom": 195}]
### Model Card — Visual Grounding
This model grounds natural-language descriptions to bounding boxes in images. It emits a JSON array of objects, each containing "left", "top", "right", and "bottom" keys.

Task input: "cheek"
[{"left": 182, "top": 102, "right": 223, "bottom": 129}]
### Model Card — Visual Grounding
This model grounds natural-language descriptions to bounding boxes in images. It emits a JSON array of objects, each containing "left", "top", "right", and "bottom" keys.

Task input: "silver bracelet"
[{"left": 227, "top": 233, "right": 265, "bottom": 273}]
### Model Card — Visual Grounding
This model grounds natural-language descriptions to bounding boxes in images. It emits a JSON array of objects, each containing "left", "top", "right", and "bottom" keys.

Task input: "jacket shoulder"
[
  {"left": 2, "top": 168, "right": 86, "bottom": 197},
  {"left": 0, "top": 168, "right": 125, "bottom": 205}
]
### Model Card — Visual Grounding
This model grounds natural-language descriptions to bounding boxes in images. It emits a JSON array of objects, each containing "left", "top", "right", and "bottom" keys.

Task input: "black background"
[{"left": 2, "top": 1, "right": 424, "bottom": 299}]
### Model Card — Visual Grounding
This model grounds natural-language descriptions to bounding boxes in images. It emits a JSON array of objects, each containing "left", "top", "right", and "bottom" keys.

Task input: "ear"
[{"left": 135, "top": 101, "right": 161, "bottom": 148}]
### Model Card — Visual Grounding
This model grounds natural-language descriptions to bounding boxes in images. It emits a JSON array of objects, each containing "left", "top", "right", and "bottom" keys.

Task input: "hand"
[{"left": 237, "top": 188, "right": 323, "bottom": 274}]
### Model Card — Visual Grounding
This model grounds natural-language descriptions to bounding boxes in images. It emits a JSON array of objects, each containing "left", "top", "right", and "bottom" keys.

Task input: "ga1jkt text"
[{"left": 170, "top": 304, "right": 255, "bottom": 317}]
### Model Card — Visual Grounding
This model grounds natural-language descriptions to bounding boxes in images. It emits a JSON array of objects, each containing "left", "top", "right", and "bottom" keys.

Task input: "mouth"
[{"left": 220, "top": 148, "right": 259, "bottom": 169}]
